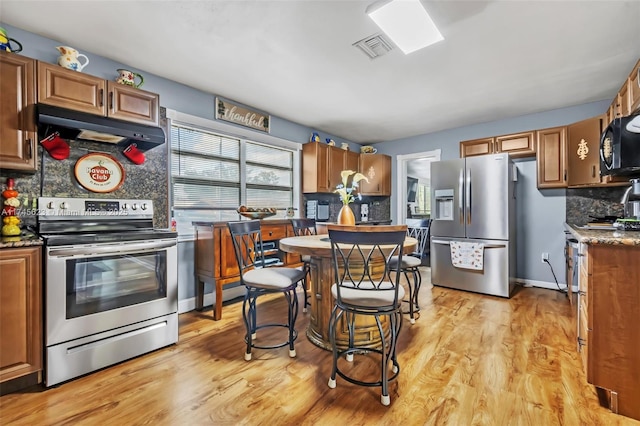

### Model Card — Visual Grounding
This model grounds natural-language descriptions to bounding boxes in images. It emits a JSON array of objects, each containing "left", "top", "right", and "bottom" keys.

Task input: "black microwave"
[{"left": 600, "top": 113, "right": 640, "bottom": 176}]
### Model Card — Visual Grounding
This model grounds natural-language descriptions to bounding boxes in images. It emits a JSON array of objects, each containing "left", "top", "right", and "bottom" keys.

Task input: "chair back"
[
  {"left": 290, "top": 218, "right": 317, "bottom": 236},
  {"left": 407, "top": 219, "right": 430, "bottom": 258},
  {"left": 227, "top": 220, "right": 265, "bottom": 276},
  {"left": 327, "top": 225, "right": 407, "bottom": 310}
]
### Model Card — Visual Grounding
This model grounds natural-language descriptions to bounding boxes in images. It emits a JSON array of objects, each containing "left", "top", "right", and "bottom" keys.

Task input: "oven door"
[{"left": 45, "top": 238, "right": 177, "bottom": 346}]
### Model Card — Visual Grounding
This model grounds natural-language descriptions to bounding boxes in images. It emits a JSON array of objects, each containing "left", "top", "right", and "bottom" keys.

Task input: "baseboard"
[
  {"left": 178, "top": 286, "right": 245, "bottom": 314},
  {"left": 516, "top": 278, "right": 576, "bottom": 292}
]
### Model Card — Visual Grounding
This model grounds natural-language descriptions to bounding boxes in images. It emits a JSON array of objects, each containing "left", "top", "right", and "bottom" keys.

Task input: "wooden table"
[{"left": 279, "top": 233, "right": 417, "bottom": 351}]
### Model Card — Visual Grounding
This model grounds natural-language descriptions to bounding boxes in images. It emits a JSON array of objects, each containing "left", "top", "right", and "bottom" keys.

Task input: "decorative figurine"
[{"left": 2, "top": 178, "right": 21, "bottom": 236}]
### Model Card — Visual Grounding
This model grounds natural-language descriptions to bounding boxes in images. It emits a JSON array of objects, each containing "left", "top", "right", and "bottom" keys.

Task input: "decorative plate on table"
[{"left": 237, "top": 207, "right": 277, "bottom": 219}]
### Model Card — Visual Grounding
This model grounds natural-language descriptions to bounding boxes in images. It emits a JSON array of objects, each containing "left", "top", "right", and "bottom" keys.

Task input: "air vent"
[{"left": 353, "top": 33, "right": 394, "bottom": 59}]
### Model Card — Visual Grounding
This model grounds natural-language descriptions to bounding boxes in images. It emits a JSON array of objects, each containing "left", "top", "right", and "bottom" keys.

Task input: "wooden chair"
[
  {"left": 227, "top": 220, "right": 306, "bottom": 360},
  {"left": 326, "top": 224, "right": 407, "bottom": 406}
]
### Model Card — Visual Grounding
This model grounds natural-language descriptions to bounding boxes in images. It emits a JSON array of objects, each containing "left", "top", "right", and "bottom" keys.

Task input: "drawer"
[{"left": 261, "top": 224, "right": 287, "bottom": 240}]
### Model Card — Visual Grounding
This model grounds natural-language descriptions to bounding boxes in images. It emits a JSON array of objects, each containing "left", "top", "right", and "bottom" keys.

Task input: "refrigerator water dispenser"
[{"left": 434, "top": 189, "right": 454, "bottom": 220}]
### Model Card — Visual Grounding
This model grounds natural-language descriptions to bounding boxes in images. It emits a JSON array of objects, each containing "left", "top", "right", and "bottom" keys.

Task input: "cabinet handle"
[
  {"left": 564, "top": 170, "right": 567, "bottom": 181},
  {"left": 26, "top": 138, "right": 33, "bottom": 159},
  {"left": 99, "top": 89, "right": 104, "bottom": 106},
  {"left": 109, "top": 92, "right": 114, "bottom": 110},
  {"left": 592, "top": 165, "right": 596, "bottom": 178}
]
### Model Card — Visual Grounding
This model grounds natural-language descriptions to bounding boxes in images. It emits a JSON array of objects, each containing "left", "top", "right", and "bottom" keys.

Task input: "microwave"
[{"left": 600, "top": 113, "right": 640, "bottom": 176}]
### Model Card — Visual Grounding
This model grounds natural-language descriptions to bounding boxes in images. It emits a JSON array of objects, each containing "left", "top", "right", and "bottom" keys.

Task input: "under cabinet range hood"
[{"left": 37, "top": 104, "right": 166, "bottom": 150}]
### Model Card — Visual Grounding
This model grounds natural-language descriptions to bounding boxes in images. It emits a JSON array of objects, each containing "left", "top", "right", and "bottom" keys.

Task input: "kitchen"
[{"left": 1, "top": 1, "right": 640, "bottom": 423}]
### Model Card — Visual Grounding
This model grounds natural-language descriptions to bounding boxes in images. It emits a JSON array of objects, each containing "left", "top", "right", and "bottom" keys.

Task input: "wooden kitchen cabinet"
[
  {"left": 536, "top": 126, "right": 567, "bottom": 188},
  {"left": 302, "top": 142, "right": 362, "bottom": 193},
  {"left": 359, "top": 153, "right": 391, "bottom": 196},
  {"left": 578, "top": 242, "right": 640, "bottom": 421},
  {"left": 0, "top": 52, "right": 37, "bottom": 172},
  {"left": 0, "top": 247, "right": 42, "bottom": 386},
  {"left": 37, "top": 62, "right": 159, "bottom": 126},
  {"left": 566, "top": 116, "right": 604, "bottom": 186},
  {"left": 193, "top": 220, "right": 300, "bottom": 320},
  {"left": 630, "top": 59, "right": 640, "bottom": 112},
  {"left": 460, "top": 131, "right": 535, "bottom": 159}
]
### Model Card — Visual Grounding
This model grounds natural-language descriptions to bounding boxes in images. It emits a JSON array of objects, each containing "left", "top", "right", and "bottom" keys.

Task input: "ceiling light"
[{"left": 366, "top": 0, "right": 443, "bottom": 54}]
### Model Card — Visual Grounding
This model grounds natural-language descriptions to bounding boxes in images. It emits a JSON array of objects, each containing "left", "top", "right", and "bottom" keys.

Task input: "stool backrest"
[
  {"left": 327, "top": 225, "right": 407, "bottom": 310},
  {"left": 227, "top": 220, "right": 265, "bottom": 275},
  {"left": 290, "top": 218, "right": 317, "bottom": 236}
]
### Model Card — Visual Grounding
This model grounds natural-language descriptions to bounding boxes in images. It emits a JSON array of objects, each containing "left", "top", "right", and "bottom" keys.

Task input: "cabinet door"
[
  {"left": 37, "top": 61, "right": 106, "bottom": 115},
  {"left": 536, "top": 127, "right": 567, "bottom": 188},
  {"left": 359, "top": 153, "right": 390, "bottom": 196},
  {"left": 0, "top": 52, "right": 37, "bottom": 171},
  {"left": 302, "top": 142, "right": 330, "bottom": 193},
  {"left": 328, "top": 146, "right": 345, "bottom": 190},
  {"left": 0, "top": 247, "right": 42, "bottom": 384},
  {"left": 345, "top": 150, "right": 359, "bottom": 173},
  {"left": 107, "top": 81, "right": 159, "bottom": 126},
  {"left": 460, "top": 137, "right": 494, "bottom": 158},
  {"left": 630, "top": 59, "right": 640, "bottom": 113},
  {"left": 567, "top": 116, "right": 603, "bottom": 186},
  {"left": 618, "top": 79, "right": 631, "bottom": 118},
  {"left": 495, "top": 131, "right": 536, "bottom": 158}
]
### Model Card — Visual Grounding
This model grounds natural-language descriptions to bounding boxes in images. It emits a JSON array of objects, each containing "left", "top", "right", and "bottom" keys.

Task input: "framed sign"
[
  {"left": 74, "top": 153, "right": 125, "bottom": 193},
  {"left": 215, "top": 97, "right": 270, "bottom": 133}
]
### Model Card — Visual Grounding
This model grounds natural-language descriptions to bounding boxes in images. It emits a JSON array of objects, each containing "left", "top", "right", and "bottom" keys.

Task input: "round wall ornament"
[{"left": 74, "top": 153, "right": 125, "bottom": 193}]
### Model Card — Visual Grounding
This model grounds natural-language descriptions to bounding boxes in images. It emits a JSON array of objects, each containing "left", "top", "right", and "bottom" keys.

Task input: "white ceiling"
[{"left": 2, "top": 1, "right": 639, "bottom": 144}]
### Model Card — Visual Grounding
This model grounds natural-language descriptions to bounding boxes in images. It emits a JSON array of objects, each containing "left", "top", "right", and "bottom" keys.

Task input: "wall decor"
[
  {"left": 74, "top": 153, "right": 125, "bottom": 193},
  {"left": 215, "top": 97, "right": 270, "bottom": 133}
]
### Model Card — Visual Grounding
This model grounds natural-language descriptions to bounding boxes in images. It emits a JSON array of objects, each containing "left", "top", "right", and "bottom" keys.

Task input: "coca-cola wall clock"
[{"left": 74, "top": 153, "right": 126, "bottom": 193}]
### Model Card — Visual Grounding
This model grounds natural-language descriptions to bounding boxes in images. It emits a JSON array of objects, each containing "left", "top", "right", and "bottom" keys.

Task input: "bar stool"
[
  {"left": 290, "top": 218, "right": 317, "bottom": 312},
  {"left": 389, "top": 224, "right": 429, "bottom": 324},
  {"left": 326, "top": 224, "right": 406, "bottom": 406},
  {"left": 228, "top": 220, "right": 306, "bottom": 361}
]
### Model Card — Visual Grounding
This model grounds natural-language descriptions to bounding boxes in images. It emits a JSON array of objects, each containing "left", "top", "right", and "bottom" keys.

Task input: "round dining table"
[{"left": 279, "top": 231, "right": 417, "bottom": 351}]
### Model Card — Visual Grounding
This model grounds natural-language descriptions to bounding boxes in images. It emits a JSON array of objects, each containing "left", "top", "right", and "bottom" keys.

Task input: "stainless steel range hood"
[{"left": 37, "top": 104, "right": 166, "bottom": 151}]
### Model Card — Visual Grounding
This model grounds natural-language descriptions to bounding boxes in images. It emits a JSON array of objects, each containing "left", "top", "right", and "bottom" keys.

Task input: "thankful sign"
[{"left": 215, "top": 97, "right": 270, "bottom": 133}]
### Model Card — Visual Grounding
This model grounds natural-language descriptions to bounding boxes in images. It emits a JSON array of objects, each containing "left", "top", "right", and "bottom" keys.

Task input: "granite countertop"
[
  {"left": 0, "top": 231, "right": 43, "bottom": 249},
  {"left": 564, "top": 223, "right": 640, "bottom": 246}
]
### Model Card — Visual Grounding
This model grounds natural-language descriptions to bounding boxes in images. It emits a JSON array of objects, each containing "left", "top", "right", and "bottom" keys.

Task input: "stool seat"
[
  {"left": 389, "top": 255, "right": 421, "bottom": 269},
  {"left": 243, "top": 267, "right": 306, "bottom": 289},
  {"left": 331, "top": 282, "right": 405, "bottom": 308}
]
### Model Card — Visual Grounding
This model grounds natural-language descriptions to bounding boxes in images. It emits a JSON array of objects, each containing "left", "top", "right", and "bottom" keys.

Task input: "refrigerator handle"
[
  {"left": 458, "top": 168, "right": 464, "bottom": 225},
  {"left": 466, "top": 167, "right": 471, "bottom": 225}
]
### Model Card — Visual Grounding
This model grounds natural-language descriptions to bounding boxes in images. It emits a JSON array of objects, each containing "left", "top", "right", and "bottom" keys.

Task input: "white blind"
[{"left": 170, "top": 124, "right": 295, "bottom": 235}]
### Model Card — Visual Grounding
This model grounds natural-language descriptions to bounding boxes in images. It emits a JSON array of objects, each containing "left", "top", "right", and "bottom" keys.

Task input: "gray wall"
[{"left": 373, "top": 101, "right": 611, "bottom": 285}]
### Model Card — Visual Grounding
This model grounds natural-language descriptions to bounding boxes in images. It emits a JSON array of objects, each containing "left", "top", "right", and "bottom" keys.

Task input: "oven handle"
[{"left": 48, "top": 239, "right": 176, "bottom": 258}]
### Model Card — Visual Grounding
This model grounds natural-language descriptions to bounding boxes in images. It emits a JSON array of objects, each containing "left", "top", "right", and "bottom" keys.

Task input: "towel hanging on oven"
[{"left": 450, "top": 241, "right": 484, "bottom": 270}]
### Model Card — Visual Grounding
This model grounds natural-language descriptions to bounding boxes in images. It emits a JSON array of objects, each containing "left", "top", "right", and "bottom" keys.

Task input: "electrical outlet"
[{"left": 541, "top": 252, "right": 549, "bottom": 262}]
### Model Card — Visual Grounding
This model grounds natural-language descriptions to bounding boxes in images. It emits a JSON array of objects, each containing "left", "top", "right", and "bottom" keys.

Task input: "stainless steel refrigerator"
[{"left": 430, "top": 153, "right": 516, "bottom": 297}]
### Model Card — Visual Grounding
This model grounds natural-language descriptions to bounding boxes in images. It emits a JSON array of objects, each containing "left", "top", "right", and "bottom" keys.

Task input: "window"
[
  {"left": 414, "top": 182, "right": 431, "bottom": 215},
  {"left": 170, "top": 121, "right": 297, "bottom": 236}
]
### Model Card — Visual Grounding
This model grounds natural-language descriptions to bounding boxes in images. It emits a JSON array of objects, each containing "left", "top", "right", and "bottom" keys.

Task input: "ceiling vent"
[{"left": 353, "top": 33, "right": 394, "bottom": 59}]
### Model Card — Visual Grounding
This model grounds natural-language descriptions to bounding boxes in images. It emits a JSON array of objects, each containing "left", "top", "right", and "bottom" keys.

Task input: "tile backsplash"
[
  {"left": 566, "top": 186, "right": 628, "bottom": 225},
  {"left": 1, "top": 132, "right": 170, "bottom": 229}
]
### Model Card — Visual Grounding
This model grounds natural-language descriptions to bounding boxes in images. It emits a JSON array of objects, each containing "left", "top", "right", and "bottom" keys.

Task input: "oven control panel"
[{"left": 38, "top": 197, "right": 154, "bottom": 218}]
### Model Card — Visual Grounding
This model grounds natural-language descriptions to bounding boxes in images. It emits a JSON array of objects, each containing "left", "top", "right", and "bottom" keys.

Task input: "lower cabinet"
[
  {"left": 193, "top": 220, "right": 300, "bottom": 320},
  {"left": 0, "top": 247, "right": 42, "bottom": 386},
  {"left": 578, "top": 243, "right": 640, "bottom": 421}
]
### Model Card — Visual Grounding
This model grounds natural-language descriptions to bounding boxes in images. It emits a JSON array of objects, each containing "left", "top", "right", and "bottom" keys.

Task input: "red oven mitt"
[
  {"left": 40, "top": 132, "right": 70, "bottom": 160},
  {"left": 123, "top": 143, "right": 145, "bottom": 165}
]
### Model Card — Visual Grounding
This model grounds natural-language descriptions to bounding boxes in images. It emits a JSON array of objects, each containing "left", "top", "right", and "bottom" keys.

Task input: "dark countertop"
[
  {"left": 564, "top": 223, "right": 640, "bottom": 246},
  {"left": 0, "top": 231, "right": 43, "bottom": 249}
]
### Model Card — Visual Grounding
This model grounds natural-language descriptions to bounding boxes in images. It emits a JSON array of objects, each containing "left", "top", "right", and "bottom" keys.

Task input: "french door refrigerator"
[{"left": 430, "top": 153, "right": 516, "bottom": 297}]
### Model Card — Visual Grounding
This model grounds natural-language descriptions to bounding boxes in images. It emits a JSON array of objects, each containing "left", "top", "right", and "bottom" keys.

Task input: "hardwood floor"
[{"left": 1, "top": 268, "right": 638, "bottom": 425}]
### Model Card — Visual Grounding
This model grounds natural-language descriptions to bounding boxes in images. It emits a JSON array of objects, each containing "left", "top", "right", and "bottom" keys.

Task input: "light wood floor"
[{"left": 1, "top": 268, "right": 638, "bottom": 425}]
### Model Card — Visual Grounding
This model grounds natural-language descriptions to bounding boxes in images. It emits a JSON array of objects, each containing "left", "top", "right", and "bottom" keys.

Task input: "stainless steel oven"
[{"left": 38, "top": 197, "right": 178, "bottom": 386}]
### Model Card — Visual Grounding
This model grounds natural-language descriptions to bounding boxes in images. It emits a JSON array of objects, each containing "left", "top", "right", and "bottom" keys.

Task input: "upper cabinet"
[
  {"left": 37, "top": 62, "right": 159, "bottom": 126},
  {"left": 606, "top": 58, "right": 640, "bottom": 123},
  {"left": 460, "top": 131, "right": 536, "bottom": 159},
  {"left": 630, "top": 59, "right": 640, "bottom": 113},
  {"left": 0, "top": 52, "right": 37, "bottom": 172},
  {"left": 567, "top": 116, "right": 604, "bottom": 187},
  {"left": 359, "top": 153, "right": 391, "bottom": 196},
  {"left": 536, "top": 126, "right": 567, "bottom": 189}
]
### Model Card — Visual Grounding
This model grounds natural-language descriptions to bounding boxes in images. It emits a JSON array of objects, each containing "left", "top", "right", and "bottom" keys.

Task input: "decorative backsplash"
[
  {"left": 566, "top": 186, "right": 628, "bottom": 225},
  {"left": 1, "top": 118, "right": 170, "bottom": 229}
]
